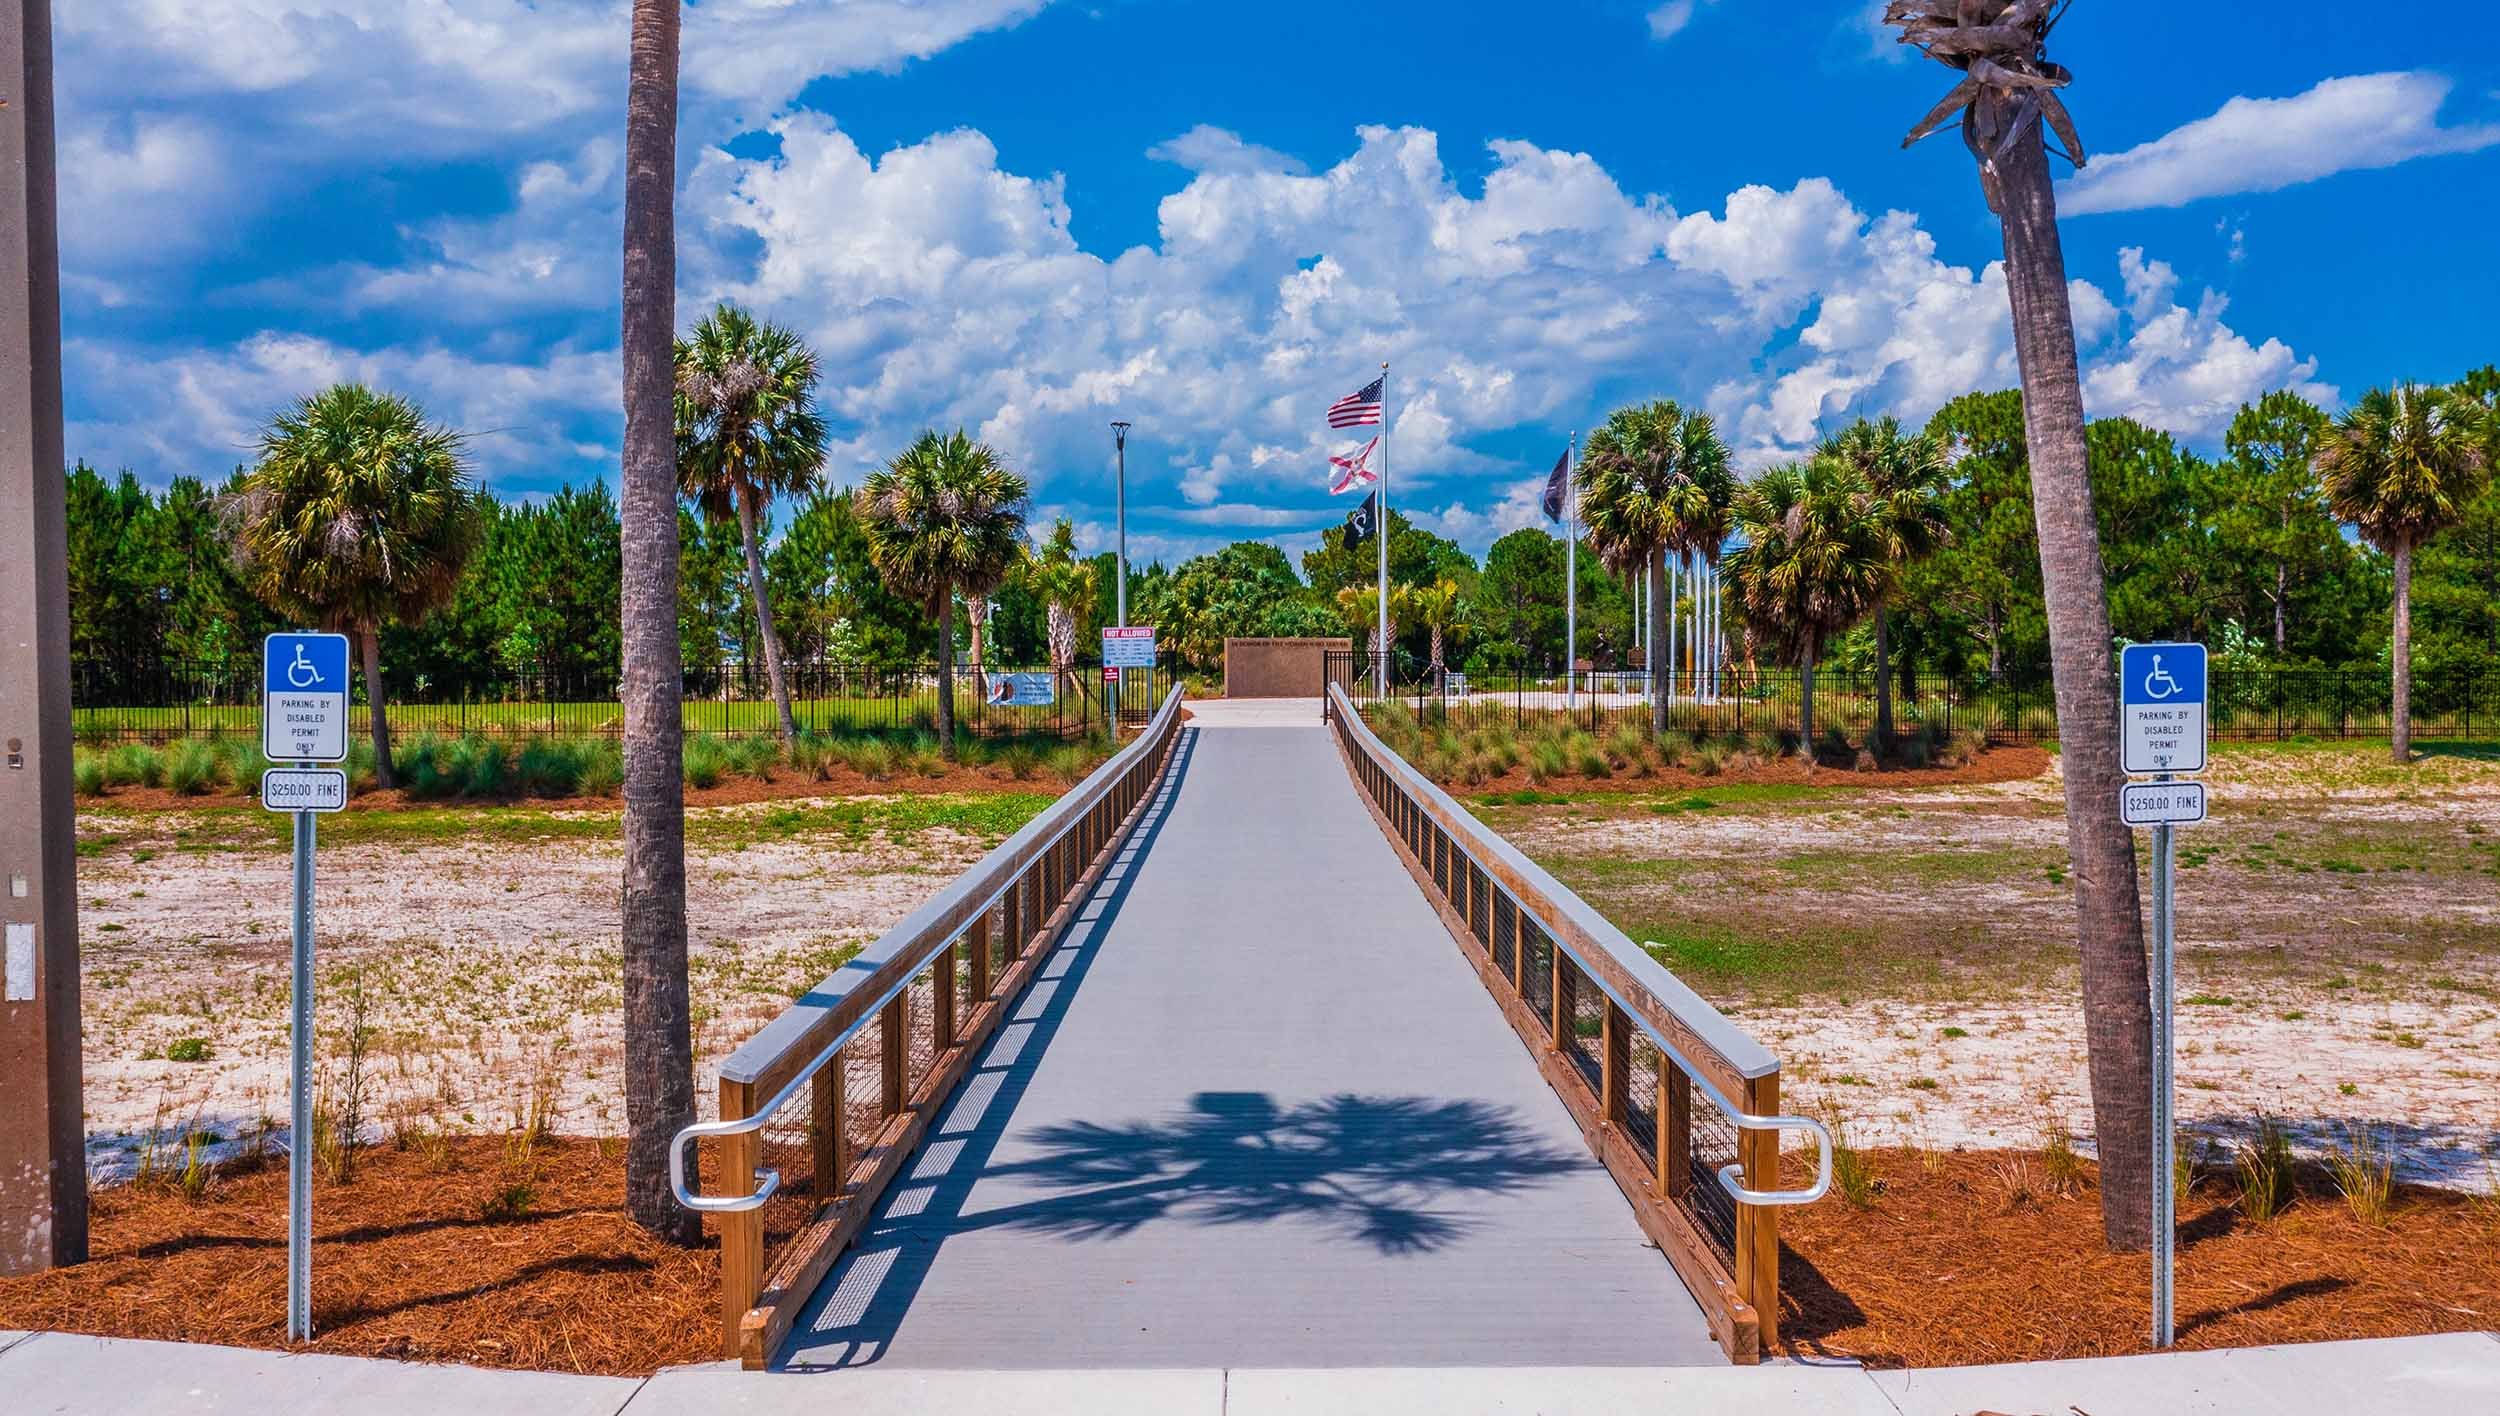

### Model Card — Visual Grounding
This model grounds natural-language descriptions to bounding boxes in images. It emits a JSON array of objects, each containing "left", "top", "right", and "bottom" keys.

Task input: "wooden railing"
[
  {"left": 1326, "top": 684, "right": 1829, "bottom": 1363},
  {"left": 671, "top": 687, "right": 1187, "bottom": 1366}
]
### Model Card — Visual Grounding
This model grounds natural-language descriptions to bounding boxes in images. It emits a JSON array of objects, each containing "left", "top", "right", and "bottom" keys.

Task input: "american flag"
[
  {"left": 1327, "top": 375, "right": 1384, "bottom": 429},
  {"left": 1328, "top": 436, "right": 1380, "bottom": 495}
]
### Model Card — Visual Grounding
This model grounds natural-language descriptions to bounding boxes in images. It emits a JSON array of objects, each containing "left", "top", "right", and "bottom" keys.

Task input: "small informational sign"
[
  {"left": 2121, "top": 780, "right": 2206, "bottom": 827},
  {"left": 262, "top": 767, "right": 348, "bottom": 814},
  {"left": 2120, "top": 641, "right": 2206, "bottom": 776},
  {"left": 1102, "top": 625, "right": 1156, "bottom": 668},
  {"left": 985, "top": 672, "right": 1056, "bottom": 707},
  {"left": 1103, "top": 666, "right": 1120, "bottom": 684},
  {"left": 263, "top": 632, "right": 351, "bottom": 762}
]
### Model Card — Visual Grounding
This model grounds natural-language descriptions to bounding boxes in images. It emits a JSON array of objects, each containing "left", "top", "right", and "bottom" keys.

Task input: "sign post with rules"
[
  {"left": 262, "top": 632, "right": 349, "bottom": 1342},
  {"left": 2119, "top": 641, "right": 2208, "bottom": 1352}
]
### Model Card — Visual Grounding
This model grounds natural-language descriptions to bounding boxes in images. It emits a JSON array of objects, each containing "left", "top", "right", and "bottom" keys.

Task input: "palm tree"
[
  {"left": 618, "top": 0, "right": 697, "bottom": 1245},
  {"left": 224, "top": 384, "right": 481, "bottom": 790},
  {"left": 1822, "top": 416, "right": 1951, "bottom": 753},
  {"left": 1335, "top": 583, "right": 1408, "bottom": 682},
  {"left": 1725, "top": 457, "right": 1886, "bottom": 754},
  {"left": 2316, "top": 384, "right": 2492, "bottom": 762},
  {"left": 1578, "top": 400, "right": 1734, "bottom": 732},
  {"left": 675, "top": 304, "right": 827, "bottom": 743},
  {"left": 856, "top": 431, "right": 1031, "bottom": 760},
  {"left": 1408, "top": 577, "right": 1472, "bottom": 688},
  {"left": 1892, "top": 0, "right": 2155, "bottom": 1251},
  {"left": 1022, "top": 518, "right": 1099, "bottom": 703}
]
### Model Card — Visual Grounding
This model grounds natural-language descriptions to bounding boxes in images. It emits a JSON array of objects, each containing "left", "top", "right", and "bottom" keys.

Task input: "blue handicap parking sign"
[
  {"left": 2120, "top": 642, "right": 2207, "bottom": 775},
  {"left": 263, "top": 632, "right": 353, "bottom": 762}
]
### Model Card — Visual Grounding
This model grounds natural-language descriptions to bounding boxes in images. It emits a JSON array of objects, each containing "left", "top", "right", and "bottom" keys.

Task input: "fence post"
[
  {"left": 880, "top": 995, "right": 907, "bottom": 1116},
  {"left": 968, "top": 910, "right": 991, "bottom": 1005},
  {"left": 811, "top": 1059, "right": 844, "bottom": 1203},
  {"left": 1736, "top": 1070, "right": 1781, "bottom": 1352},
  {"left": 719, "top": 1075, "right": 764, "bottom": 1359},
  {"left": 1662, "top": 1055, "right": 1691, "bottom": 1199},
  {"left": 1549, "top": 941, "right": 1570, "bottom": 1049},
  {"left": 932, "top": 941, "right": 957, "bottom": 1051}
]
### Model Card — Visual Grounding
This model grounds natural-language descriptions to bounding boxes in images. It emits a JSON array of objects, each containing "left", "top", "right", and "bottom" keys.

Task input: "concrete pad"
[
  {"left": 1224, "top": 1364, "right": 1898, "bottom": 1415},
  {"left": 0, "top": 1331, "right": 32, "bottom": 1358},
  {"left": 1870, "top": 1331, "right": 2500, "bottom": 1415},
  {"left": 624, "top": 1366, "right": 1222, "bottom": 1416},
  {"left": 1181, "top": 698, "right": 1323, "bottom": 728},
  {"left": 0, "top": 1332, "right": 641, "bottom": 1416}
]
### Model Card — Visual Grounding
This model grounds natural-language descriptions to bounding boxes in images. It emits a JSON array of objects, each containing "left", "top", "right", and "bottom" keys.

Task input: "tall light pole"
[
  {"left": 0, "top": 0, "right": 87, "bottom": 1275},
  {"left": 1110, "top": 421, "right": 1131, "bottom": 629}
]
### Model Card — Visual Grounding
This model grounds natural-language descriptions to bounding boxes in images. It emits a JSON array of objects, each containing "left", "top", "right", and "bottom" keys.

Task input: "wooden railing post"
[
  {"left": 933, "top": 942, "right": 957, "bottom": 1051},
  {"left": 811, "top": 1060, "right": 845, "bottom": 1202},
  {"left": 1662, "top": 1054, "right": 1691, "bottom": 1198},
  {"left": 720, "top": 1075, "right": 764, "bottom": 1359},
  {"left": 1737, "top": 1070, "right": 1780, "bottom": 1352},
  {"left": 880, "top": 994, "right": 907, "bottom": 1116}
]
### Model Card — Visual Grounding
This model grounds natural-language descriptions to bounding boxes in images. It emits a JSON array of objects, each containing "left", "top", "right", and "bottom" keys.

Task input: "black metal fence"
[
  {"left": 70, "top": 656, "right": 1170, "bottom": 745},
  {"left": 1324, "top": 651, "right": 2500, "bottom": 746}
]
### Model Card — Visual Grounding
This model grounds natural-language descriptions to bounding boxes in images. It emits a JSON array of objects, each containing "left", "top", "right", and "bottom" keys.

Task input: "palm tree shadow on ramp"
[{"left": 777, "top": 726, "right": 1580, "bottom": 1369}]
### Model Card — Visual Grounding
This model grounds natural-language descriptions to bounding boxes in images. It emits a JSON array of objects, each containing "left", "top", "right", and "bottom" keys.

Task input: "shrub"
[
  {"left": 223, "top": 741, "right": 272, "bottom": 787},
  {"left": 840, "top": 739, "right": 897, "bottom": 781},
  {"left": 166, "top": 740, "right": 222, "bottom": 796},
  {"left": 998, "top": 745, "right": 1042, "bottom": 780},
  {"left": 1690, "top": 743, "right": 1727, "bottom": 777},
  {"left": 2234, "top": 1115, "right": 2297, "bottom": 1223},
  {"left": 730, "top": 735, "right": 780, "bottom": 783},
  {"left": 165, "top": 1036, "right": 213, "bottom": 1062},
  {"left": 1045, "top": 745, "right": 1089, "bottom": 780},
  {"left": 682, "top": 734, "right": 729, "bottom": 790},
  {"left": 396, "top": 734, "right": 452, "bottom": 799},
  {"left": 514, "top": 738, "right": 585, "bottom": 797},
  {"left": 104, "top": 744, "right": 164, "bottom": 788},
  {"left": 1822, "top": 1103, "right": 1878, "bottom": 1209},
  {"left": 455, "top": 735, "right": 511, "bottom": 797},
  {"left": 73, "top": 752, "right": 106, "bottom": 797},
  {"left": 2328, "top": 1124, "right": 2394, "bottom": 1226},
  {"left": 787, "top": 733, "right": 832, "bottom": 781},
  {"left": 577, "top": 741, "right": 624, "bottom": 796}
]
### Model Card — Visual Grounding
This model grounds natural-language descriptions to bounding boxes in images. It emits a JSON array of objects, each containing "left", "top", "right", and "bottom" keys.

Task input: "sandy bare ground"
[
  {"left": 1492, "top": 744, "right": 2500, "bottom": 1191},
  {"left": 74, "top": 797, "right": 1022, "bottom": 1181}
]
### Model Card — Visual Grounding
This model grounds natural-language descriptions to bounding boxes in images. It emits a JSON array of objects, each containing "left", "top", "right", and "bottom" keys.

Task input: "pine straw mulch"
[
  {"left": 0, "top": 1137, "right": 717, "bottom": 1375},
  {"left": 1776, "top": 1147, "right": 2500, "bottom": 1369},
  {"left": 1444, "top": 742, "right": 2054, "bottom": 799}
]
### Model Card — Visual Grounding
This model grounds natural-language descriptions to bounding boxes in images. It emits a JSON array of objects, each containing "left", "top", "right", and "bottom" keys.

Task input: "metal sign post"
[
  {"left": 263, "top": 633, "right": 349, "bottom": 1341},
  {"left": 2119, "top": 641, "right": 2207, "bottom": 1350}
]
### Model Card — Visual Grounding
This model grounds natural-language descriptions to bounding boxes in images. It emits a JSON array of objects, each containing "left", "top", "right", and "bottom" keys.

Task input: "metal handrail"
[
  {"left": 669, "top": 686, "right": 1187, "bottom": 1214},
  {"left": 1327, "top": 682, "right": 1831, "bottom": 1208}
]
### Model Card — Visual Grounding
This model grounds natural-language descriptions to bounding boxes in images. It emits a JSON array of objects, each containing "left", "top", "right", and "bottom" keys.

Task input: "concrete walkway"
[
  {"left": 777, "top": 710, "right": 1720, "bottom": 1368},
  {"left": 7, "top": 1329, "right": 2497, "bottom": 1413}
]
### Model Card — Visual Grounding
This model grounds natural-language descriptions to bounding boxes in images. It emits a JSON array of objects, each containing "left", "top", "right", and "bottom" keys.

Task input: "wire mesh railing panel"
[
  {"left": 1517, "top": 908, "right": 1552, "bottom": 1033},
  {"left": 1469, "top": 867, "right": 1492, "bottom": 951},
  {"left": 1623, "top": 1034, "right": 1661, "bottom": 1161},
  {"left": 753, "top": 1075, "right": 821, "bottom": 1252},
  {"left": 1562, "top": 954, "right": 1604, "bottom": 1097},
  {"left": 1681, "top": 1099, "right": 1742, "bottom": 1269}
]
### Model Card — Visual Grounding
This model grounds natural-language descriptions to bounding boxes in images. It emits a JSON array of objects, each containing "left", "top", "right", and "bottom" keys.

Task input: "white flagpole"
[
  {"left": 1375, "top": 362, "right": 1390, "bottom": 697},
  {"left": 1565, "top": 433, "right": 1578, "bottom": 710},
  {"left": 1666, "top": 552, "right": 1679, "bottom": 710}
]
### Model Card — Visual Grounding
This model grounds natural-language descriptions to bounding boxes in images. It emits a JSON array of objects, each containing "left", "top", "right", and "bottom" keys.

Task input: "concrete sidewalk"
[{"left": 6, "top": 1329, "right": 2496, "bottom": 1413}]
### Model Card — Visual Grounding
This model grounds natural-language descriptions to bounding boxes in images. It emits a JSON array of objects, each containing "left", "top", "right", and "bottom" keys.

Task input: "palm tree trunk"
[
  {"left": 1873, "top": 602, "right": 1893, "bottom": 758},
  {"left": 1799, "top": 640, "right": 1815, "bottom": 759},
  {"left": 618, "top": 0, "right": 697, "bottom": 1248},
  {"left": 1648, "top": 546, "right": 1668, "bottom": 735},
  {"left": 358, "top": 624, "right": 395, "bottom": 789},
  {"left": 735, "top": 486, "right": 798, "bottom": 743},
  {"left": 1994, "top": 116, "right": 2154, "bottom": 1253},
  {"left": 2391, "top": 540, "right": 2414, "bottom": 764},
  {"left": 935, "top": 594, "right": 959, "bottom": 761},
  {"left": 1430, "top": 626, "right": 1444, "bottom": 686}
]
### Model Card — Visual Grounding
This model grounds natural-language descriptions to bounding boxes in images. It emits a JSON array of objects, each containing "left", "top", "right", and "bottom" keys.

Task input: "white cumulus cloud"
[{"left": 2061, "top": 71, "right": 2500, "bottom": 215}]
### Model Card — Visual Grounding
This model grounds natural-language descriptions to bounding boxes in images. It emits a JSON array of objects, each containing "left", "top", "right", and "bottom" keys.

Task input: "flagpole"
[
  {"left": 1375, "top": 361, "right": 1390, "bottom": 697},
  {"left": 1564, "top": 432, "right": 1578, "bottom": 710}
]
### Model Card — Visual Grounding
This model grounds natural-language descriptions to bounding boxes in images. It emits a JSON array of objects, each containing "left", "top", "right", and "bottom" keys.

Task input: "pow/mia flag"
[{"left": 1341, "top": 491, "right": 1380, "bottom": 552}]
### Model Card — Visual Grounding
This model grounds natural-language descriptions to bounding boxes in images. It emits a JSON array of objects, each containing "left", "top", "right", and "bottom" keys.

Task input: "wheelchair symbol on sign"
[
  {"left": 287, "top": 644, "right": 327, "bottom": 689},
  {"left": 2142, "top": 655, "right": 2181, "bottom": 701}
]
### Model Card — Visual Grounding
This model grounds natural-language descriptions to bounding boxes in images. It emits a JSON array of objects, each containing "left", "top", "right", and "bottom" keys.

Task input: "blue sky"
[{"left": 56, "top": 1, "right": 2500, "bottom": 567}]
